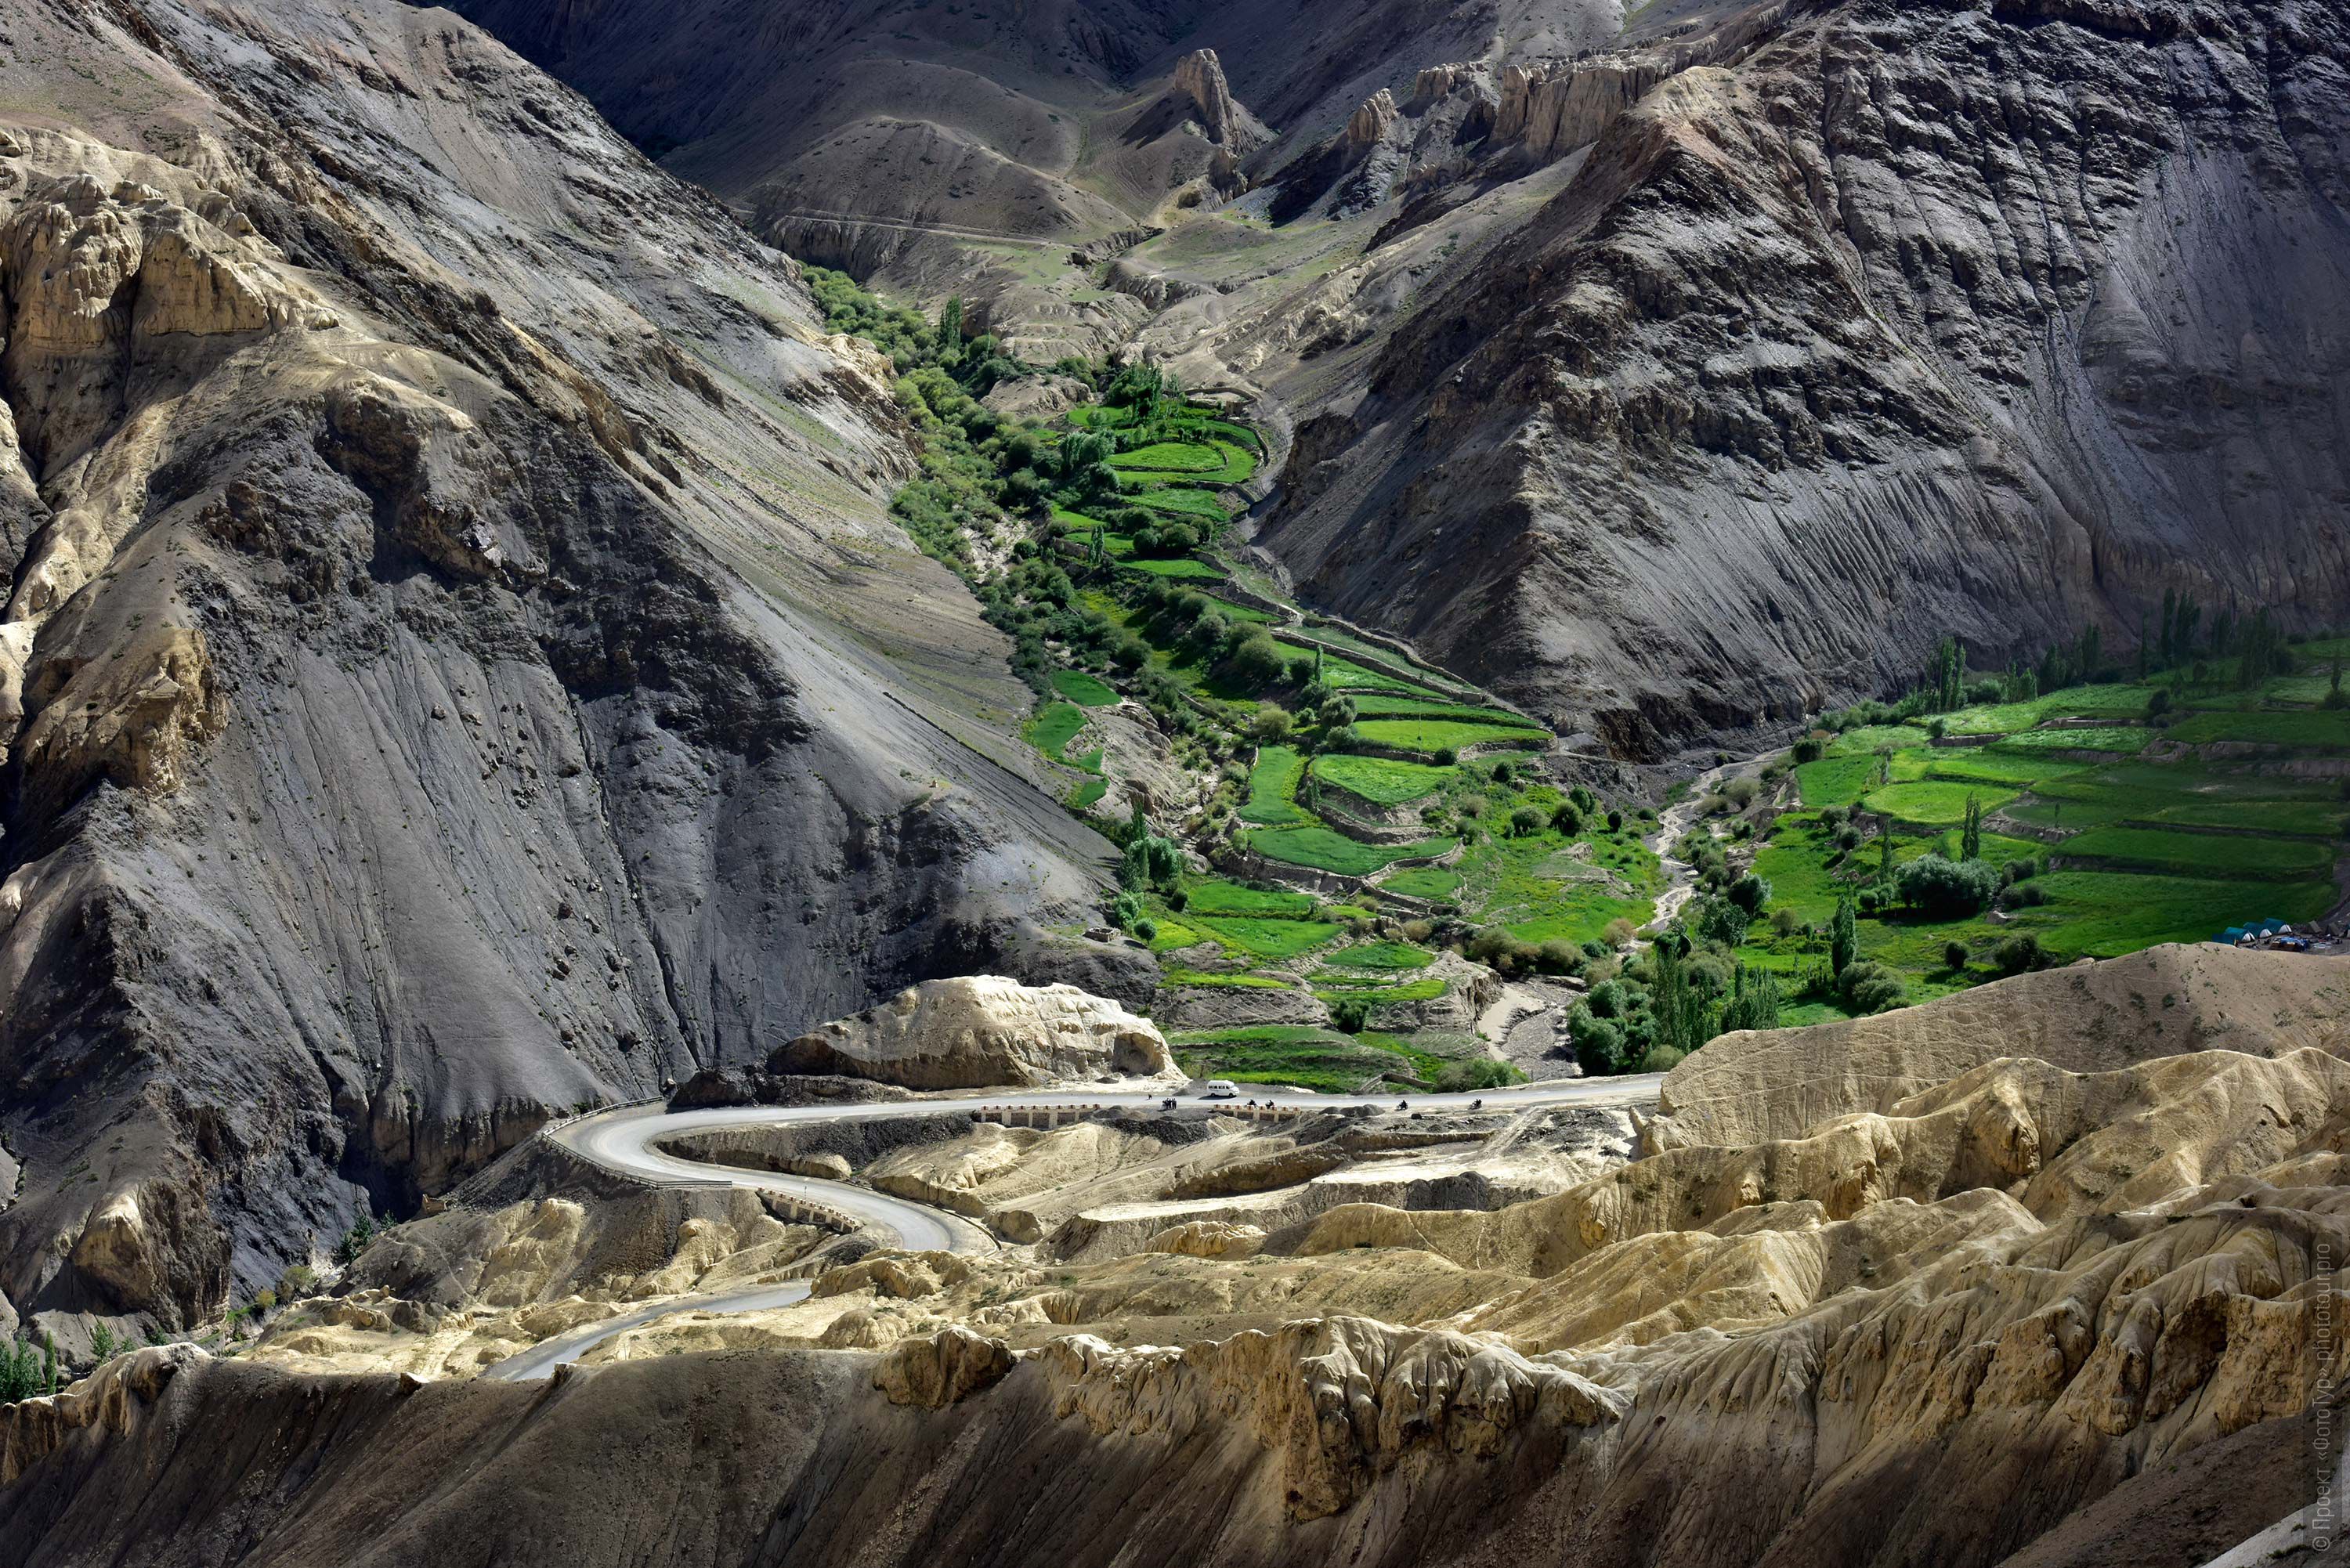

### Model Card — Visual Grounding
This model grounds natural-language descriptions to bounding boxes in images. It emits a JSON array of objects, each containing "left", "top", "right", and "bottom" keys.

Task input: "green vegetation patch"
[
  {"left": 1162, "top": 969, "right": 1290, "bottom": 989},
  {"left": 1050, "top": 669, "right": 1120, "bottom": 707},
  {"left": 1380, "top": 866, "right": 1462, "bottom": 901},
  {"left": 2166, "top": 710, "right": 2350, "bottom": 749},
  {"left": 1025, "top": 702, "right": 1088, "bottom": 763},
  {"left": 1354, "top": 718, "right": 1547, "bottom": 755},
  {"left": 1109, "top": 439, "right": 1226, "bottom": 473},
  {"left": 1314, "top": 977, "right": 1447, "bottom": 1005},
  {"left": 1989, "top": 726, "right": 2146, "bottom": 754},
  {"left": 1169, "top": 1028, "right": 1425, "bottom": 1095},
  {"left": 1310, "top": 753, "right": 1455, "bottom": 805},
  {"left": 1324, "top": 941, "right": 1437, "bottom": 971},
  {"left": 1796, "top": 755, "right": 1878, "bottom": 809},
  {"left": 1943, "top": 684, "right": 2151, "bottom": 735},
  {"left": 2057, "top": 826, "right": 2334, "bottom": 879},
  {"left": 1117, "top": 556, "right": 1227, "bottom": 581},
  {"left": 1184, "top": 879, "right": 1315, "bottom": 918},
  {"left": 1185, "top": 914, "right": 1345, "bottom": 960},
  {"left": 1248, "top": 826, "right": 1455, "bottom": 876},
  {"left": 1860, "top": 780, "right": 2018, "bottom": 826},
  {"left": 1238, "top": 746, "right": 1310, "bottom": 826},
  {"left": 1349, "top": 696, "right": 1520, "bottom": 721}
]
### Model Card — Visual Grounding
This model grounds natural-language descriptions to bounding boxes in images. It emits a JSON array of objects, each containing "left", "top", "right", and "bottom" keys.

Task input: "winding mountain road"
[{"left": 483, "top": 1076, "right": 1663, "bottom": 1380}]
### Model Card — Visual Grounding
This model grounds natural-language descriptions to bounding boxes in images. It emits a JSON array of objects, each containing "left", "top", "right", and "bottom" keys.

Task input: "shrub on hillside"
[{"left": 1895, "top": 853, "right": 2000, "bottom": 916}]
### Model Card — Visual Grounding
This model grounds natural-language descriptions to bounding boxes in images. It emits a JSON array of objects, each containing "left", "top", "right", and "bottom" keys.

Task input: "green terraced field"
[
  {"left": 1918, "top": 751, "right": 2084, "bottom": 788},
  {"left": 1109, "top": 439, "right": 1227, "bottom": 472},
  {"left": 1988, "top": 726, "right": 2147, "bottom": 753},
  {"left": 1380, "top": 866, "right": 1462, "bottom": 900},
  {"left": 1169, "top": 1027, "right": 1434, "bottom": 1095},
  {"left": 1184, "top": 914, "right": 1345, "bottom": 960},
  {"left": 1183, "top": 879, "right": 1314, "bottom": 918},
  {"left": 1314, "top": 977, "right": 1447, "bottom": 1004},
  {"left": 1117, "top": 556, "right": 1226, "bottom": 580},
  {"left": 1238, "top": 746, "right": 1310, "bottom": 826},
  {"left": 1286, "top": 647, "right": 1435, "bottom": 696},
  {"left": 1127, "top": 487, "right": 1231, "bottom": 521},
  {"left": 2166, "top": 710, "right": 2350, "bottom": 749},
  {"left": 2056, "top": 826, "right": 2334, "bottom": 878},
  {"left": 1248, "top": 826, "right": 1455, "bottom": 876},
  {"left": 1050, "top": 670, "right": 1119, "bottom": 706},
  {"left": 1310, "top": 753, "right": 1455, "bottom": 805},
  {"left": 1943, "top": 684, "right": 2152, "bottom": 735},
  {"left": 1322, "top": 941, "right": 1436, "bottom": 970},
  {"left": 1162, "top": 969, "right": 1289, "bottom": 988},
  {"left": 1796, "top": 755, "right": 1879, "bottom": 808},
  {"left": 1354, "top": 718, "right": 1546, "bottom": 755},
  {"left": 1348, "top": 696, "right": 1523, "bottom": 721},
  {"left": 1860, "top": 780, "right": 2017, "bottom": 826},
  {"left": 2018, "top": 871, "right": 2334, "bottom": 956},
  {"left": 1109, "top": 439, "right": 1256, "bottom": 486}
]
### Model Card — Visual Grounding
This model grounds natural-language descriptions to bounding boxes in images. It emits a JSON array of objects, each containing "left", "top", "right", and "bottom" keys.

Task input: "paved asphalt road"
[{"left": 481, "top": 1074, "right": 1663, "bottom": 1380}]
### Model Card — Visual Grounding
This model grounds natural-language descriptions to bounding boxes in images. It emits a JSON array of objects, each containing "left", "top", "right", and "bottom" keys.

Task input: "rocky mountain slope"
[
  {"left": 444, "top": 0, "right": 2350, "bottom": 759},
  {"left": 0, "top": 0, "right": 1123, "bottom": 1339},
  {"left": 1260, "top": 0, "right": 2350, "bottom": 751}
]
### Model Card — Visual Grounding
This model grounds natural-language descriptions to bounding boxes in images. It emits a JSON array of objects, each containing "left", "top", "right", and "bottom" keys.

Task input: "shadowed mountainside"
[{"left": 0, "top": 0, "right": 1124, "bottom": 1339}]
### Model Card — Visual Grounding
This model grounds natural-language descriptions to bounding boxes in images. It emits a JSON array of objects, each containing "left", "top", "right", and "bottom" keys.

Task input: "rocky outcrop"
[
  {"left": 1172, "top": 50, "right": 1266, "bottom": 153},
  {"left": 873, "top": 1323, "right": 1015, "bottom": 1407},
  {"left": 1035, "top": 1316, "right": 1625, "bottom": 1521},
  {"left": 773, "top": 977, "right": 1176, "bottom": 1089},
  {"left": 1345, "top": 91, "right": 1401, "bottom": 150}
]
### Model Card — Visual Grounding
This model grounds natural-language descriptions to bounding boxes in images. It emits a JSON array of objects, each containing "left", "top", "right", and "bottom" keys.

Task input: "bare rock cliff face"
[
  {"left": 0, "top": 0, "right": 1112, "bottom": 1334},
  {"left": 1260, "top": 0, "right": 2350, "bottom": 753}
]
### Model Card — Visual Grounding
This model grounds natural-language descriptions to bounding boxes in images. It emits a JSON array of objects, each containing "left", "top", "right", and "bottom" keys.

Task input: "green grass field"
[
  {"left": 1162, "top": 969, "right": 1289, "bottom": 989},
  {"left": 1170, "top": 1027, "right": 1431, "bottom": 1094},
  {"left": 1248, "top": 826, "right": 1455, "bottom": 876},
  {"left": 1117, "top": 556, "right": 1226, "bottom": 581},
  {"left": 1184, "top": 914, "right": 1344, "bottom": 960},
  {"left": 1860, "top": 780, "right": 2017, "bottom": 826},
  {"left": 1310, "top": 753, "right": 1455, "bottom": 805},
  {"left": 1109, "top": 439, "right": 1224, "bottom": 472},
  {"left": 1129, "top": 487, "right": 1232, "bottom": 522},
  {"left": 1289, "top": 649, "right": 1438, "bottom": 696},
  {"left": 2166, "top": 710, "right": 2350, "bottom": 749},
  {"left": 1322, "top": 941, "right": 1436, "bottom": 970},
  {"left": 1347, "top": 695, "right": 1523, "bottom": 721},
  {"left": 1314, "top": 977, "right": 1447, "bottom": 1004},
  {"left": 1354, "top": 718, "right": 1546, "bottom": 756},
  {"left": 1989, "top": 726, "right": 2147, "bottom": 754},
  {"left": 1943, "top": 684, "right": 2151, "bottom": 735},
  {"left": 1025, "top": 702, "right": 1087, "bottom": 762},
  {"left": 1050, "top": 670, "right": 1120, "bottom": 707},
  {"left": 1380, "top": 866, "right": 1462, "bottom": 901},
  {"left": 2056, "top": 826, "right": 2335, "bottom": 878},
  {"left": 1184, "top": 879, "right": 1315, "bottom": 919},
  {"left": 1796, "top": 754, "right": 1879, "bottom": 808},
  {"left": 1238, "top": 746, "right": 1310, "bottom": 826}
]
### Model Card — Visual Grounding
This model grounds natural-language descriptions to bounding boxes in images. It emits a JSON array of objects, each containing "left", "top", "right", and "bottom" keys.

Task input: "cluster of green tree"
[
  {"left": 1563, "top": 932, "right": 1784, "bottom": 1077},
  {"left": 804, "top": 271, "right": 1021, "bottom": 392},
  {"left": 1834, "top": 600, "right": 2325, "bottom": 732},
  {"left": 0, "top": 1328, "right": 60, "bottom": 1401}
]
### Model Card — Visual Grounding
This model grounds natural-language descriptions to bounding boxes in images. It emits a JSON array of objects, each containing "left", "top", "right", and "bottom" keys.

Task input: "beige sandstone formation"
[
  {"left": 773, "top": 977, "right": 1176, "bottom": 1089},
  {"left": 1651, "top": 944, "right": 2350, "bottom": 1150}
]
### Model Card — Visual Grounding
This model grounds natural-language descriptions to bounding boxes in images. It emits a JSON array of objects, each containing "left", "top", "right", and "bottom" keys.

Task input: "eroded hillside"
[
  {"left": 0, "top": 0, "right": 1123, "bottom": 1339},
  {"left": 2, "top": 947, "right": 2341, "bottom": 1567}
]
